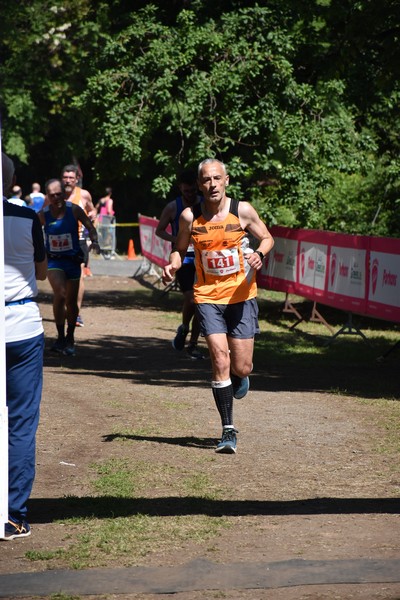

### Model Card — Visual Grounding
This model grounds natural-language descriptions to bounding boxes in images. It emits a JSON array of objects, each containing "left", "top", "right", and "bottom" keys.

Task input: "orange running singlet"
[{"left": 191, "top": 199, "right": 257, "bottom": 304}]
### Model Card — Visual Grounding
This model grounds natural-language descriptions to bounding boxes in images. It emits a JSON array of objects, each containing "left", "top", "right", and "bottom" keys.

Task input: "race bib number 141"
[{"left": 201, "top": 248, "right": 240, "bottom": 276}]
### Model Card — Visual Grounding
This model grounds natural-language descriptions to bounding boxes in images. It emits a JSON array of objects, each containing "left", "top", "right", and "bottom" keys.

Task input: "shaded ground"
[{"left": 1, "top": 271, "right": 399, "bottom": 599}]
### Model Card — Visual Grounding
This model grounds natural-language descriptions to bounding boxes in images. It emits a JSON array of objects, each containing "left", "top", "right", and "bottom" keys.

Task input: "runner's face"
[
  {"left": 62, "top": 171, "right": 78, "bottom": 193},
  {"left": 179, "top": 182, "right": 198, "bottom": 205},
  {"left": 47, "top": 181, "right": 65, "bottom": 209},
  {"left": 198, "top": 163, "right": 228, "bottom": 205}
]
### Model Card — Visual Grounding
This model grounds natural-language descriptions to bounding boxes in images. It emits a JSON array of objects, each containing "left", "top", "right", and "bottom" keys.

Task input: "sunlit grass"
[
  {"left": 26, "top": 457, "right": 228, "bottom": 570},
  {"left": 358, "top": 398, "right": 400, "bottom": 456},
  {"left": 51, "top": 513, "right": 229, "bottom": 569}
]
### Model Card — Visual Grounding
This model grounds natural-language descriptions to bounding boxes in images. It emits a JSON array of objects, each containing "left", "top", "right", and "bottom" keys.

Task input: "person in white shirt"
[
  {"left": 1, "top": 152, "right": 47, "bottom": 540},
  {"left": 8, "top": 185, "right": 27, "bottom": 207}
]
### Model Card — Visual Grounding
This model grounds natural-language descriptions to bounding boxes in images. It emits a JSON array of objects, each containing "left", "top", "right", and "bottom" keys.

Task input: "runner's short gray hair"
[{"left": 198, "top": 158, "right": 227, "bottom": 178}]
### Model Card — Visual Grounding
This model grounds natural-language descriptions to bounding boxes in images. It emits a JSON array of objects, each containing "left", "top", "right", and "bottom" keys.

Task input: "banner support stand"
[
  {"left": 283, "top": 296, "right": 334, "bottom": 335},
  {"left": 326, "top": 312, "right": 369, "bottom": 346},
  {"left": 309, "top": 302, "right": 335, "bottom": 334},
  {"left": 134, "top": 257, "right": 159, "bottom": 280},
  {"left": 282, "top": 294, "right": 304, "bottom": 330},
  {"left": 161, "top": 278, "right": 179, "bottom": 297}
]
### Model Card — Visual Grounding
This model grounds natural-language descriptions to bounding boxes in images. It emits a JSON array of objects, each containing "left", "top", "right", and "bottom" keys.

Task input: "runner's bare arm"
[
  {"left": 238, "top": 201, "right": 274, "bottom": 270},
  {"left": 37, "top": 210, "right": 45, "bottom": 227},
  {"left": 162, "top": 207, "right": 193, "bottom": 283},
  {"left": 82, "top": 189, "right": 97, "bottom": 220},
  {"left": 72, "top": 204, "right": 100, "bottom": 252},
  {"left": 35, "top": 256, "right": 48, "bottom": 281},
  {"left": 156, "top": 201, "right": 177, "bottom": 244}
]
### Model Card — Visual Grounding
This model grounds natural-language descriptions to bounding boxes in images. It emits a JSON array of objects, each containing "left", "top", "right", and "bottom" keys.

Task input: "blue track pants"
[{"left": 6, "top": 333, "right": 44, "bottom": 521}]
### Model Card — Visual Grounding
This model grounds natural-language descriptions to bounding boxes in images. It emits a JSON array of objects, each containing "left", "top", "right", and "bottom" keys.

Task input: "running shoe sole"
[
  {"left": 233, "top": 376, "right": 250, "bottom": 399},
  {"left": 215, "top": 443, "right": 237, "bottom": 454}
]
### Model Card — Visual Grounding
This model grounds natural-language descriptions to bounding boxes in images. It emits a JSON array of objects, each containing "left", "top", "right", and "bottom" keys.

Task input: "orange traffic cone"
[{"left": 127, "top": 239, "right": 137, "bottom": 260}]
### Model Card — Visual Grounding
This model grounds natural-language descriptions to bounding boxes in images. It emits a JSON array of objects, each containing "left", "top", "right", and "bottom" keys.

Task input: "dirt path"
[{"left": 1, "top": 274, "right": 399, "bottom": 599}]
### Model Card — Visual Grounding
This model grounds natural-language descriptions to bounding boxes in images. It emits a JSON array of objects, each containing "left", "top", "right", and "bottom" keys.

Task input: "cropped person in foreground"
[
  {"left": 2, "top": 152, "right": 47, "bottom": 540},
  {"left": 162, "top": 159, "right": 274, "bottom": 454}
]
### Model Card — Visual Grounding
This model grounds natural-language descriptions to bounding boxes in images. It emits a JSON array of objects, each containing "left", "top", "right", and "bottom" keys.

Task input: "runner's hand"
[
  {"left": 90, "top": 241, "right": 101, "bottom": 255},
  {"left": 162, "top": 264, "right": 176, "bottom": 284}
]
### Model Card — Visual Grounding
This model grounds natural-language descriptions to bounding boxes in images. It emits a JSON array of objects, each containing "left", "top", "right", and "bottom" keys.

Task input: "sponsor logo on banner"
[
  {"left": 330, "top": 253, "right": 337, "bottom": 286},
  {"left": 300, "top": 247, "right": 305, "bottom": 279},
  {"left": 382, "top": 269, "right": 397, "bottom": 287},
  {"left": 372, "top": 258, "right": 378, "bottom": 295},
  {"left": 351, "top": 262, "right": 363, "bottom": 284},
  {"left": 369, "top": 251, "right": 399, "bottom": 313},
  {"left": 286, "top": 251, "right": 295, "bottom": 267},
  {"left": 316, "top": 255, "right": 325, "bottom": 275},
  {"left": 339, "top": 261, "right": 348, "bottom": 278}
]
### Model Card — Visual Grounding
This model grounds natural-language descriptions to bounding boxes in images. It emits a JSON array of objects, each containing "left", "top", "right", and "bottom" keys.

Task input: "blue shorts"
[
  {"left": 79, "top": 239, "right": 89, "bottom": 267},
  {"left": 48, "top": 257, "right": 82, "bottom": 280},
  {"left": 176, "top": 262, "right": 195, "bottom": 293},
  {"left": 196, "top": 298, "right": 260, "bottom": 338}
]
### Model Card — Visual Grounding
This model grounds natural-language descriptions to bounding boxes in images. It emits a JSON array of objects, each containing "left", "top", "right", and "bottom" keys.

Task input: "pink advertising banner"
[
  {"left": 139, "top": 214, "right": 171, "bottom": 268},
  {"left": 366, "top": 237, "right": 400, "bottom": 322},
  {"left": 139, "top": 217, "right": 400, "bottom": 324},
  {"left": 258, "top": 226, "right": 400, "bottom": 323}
]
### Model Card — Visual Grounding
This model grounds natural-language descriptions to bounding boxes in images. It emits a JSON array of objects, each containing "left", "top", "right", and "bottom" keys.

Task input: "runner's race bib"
[
  {"left": 201, "top": 248, "right": 240, "bottom": 276},
  {"left": 49, "top": 233, "right": 73, "bottom": 252}
]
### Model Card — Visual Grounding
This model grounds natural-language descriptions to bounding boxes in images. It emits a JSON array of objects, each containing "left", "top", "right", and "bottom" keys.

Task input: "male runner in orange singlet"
[{"left": 163, "top": 159, "right": 274, "bottom": 454}]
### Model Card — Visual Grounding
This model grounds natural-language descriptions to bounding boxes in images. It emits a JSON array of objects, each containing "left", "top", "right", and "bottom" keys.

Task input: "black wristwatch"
[{"left": 255, "top": 250, "right": 264, "bottom": 261}]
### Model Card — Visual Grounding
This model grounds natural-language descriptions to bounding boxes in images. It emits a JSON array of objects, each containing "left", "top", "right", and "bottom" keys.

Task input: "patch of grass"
[
  {"left": 382, "top": 411, "right": 400, "bottom": 455},
  {"left": 182, "top": 472, "right": 221, "bottom": 500},
  {"left": 90, "top": 458, "right": 142, "bottom": 497},
  {"left": 26, "top": 456, "right": 229, "bottom": 570},
  {"left": 111, "top": 425, "right": 162, "bottom": 439},
  {"left": 26, "top": 549, "right": 65, "bottom": 561},
  {"left": 359, "top": 398, "right": 400, "bottom": 457},
  {"left": 254, "top": 295, "right": 399, "bottom": 400},
  {"left": 89, "top": 458, "right": 224, "bottom": 500},
  {"left": 58, "top": 513, "right": 229, "bottom": 569}
]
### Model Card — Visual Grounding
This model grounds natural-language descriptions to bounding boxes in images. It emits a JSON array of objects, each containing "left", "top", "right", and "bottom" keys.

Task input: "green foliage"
[
  {"left": 0, "top": 0, "right": 106, "bottom": 162},
  {"left": 0, "top": 1, "right": 399, "bottom": 235}
]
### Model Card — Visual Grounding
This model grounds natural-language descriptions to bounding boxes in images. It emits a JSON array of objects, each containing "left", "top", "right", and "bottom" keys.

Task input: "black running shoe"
[
  {"left": 172, "top": 324, "right": 189, "bottom": 351},
  {"left": 50, "top": 338, "right": 66, "bottom": 353}
]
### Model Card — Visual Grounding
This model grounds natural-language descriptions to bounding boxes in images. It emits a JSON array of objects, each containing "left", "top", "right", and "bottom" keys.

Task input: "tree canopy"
[{"left": 1, "top": 0, "right": 399, "bottom": 235}]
